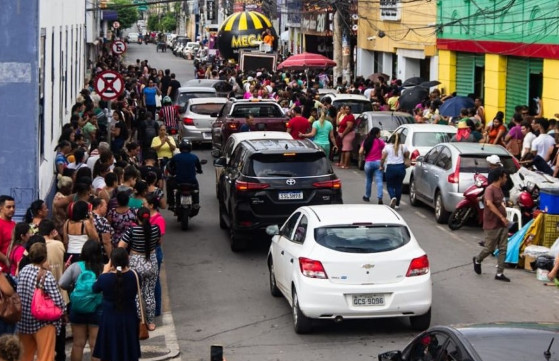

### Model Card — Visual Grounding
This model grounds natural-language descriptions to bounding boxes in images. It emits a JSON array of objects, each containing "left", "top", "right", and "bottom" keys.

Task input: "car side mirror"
[
  {"left": 266, "top": 225, "right": 280, "bottom": 236},
  {"left": 210, "top": 112, "right": 219, "bottom": 117},
  {"left": 213, "top": 157, "right": 226, "bottom": 167},
  {"left": 378, "top": 350, "right": 403, "bottom": 361},
  {"left": 416, "top": 156, "right": 424, "bottom": 163}
]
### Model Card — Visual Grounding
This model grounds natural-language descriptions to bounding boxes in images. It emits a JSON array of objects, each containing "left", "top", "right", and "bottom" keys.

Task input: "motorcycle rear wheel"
[
  {"left": 180, "top": 212, "right": 190, "bottom": 230},
  {"left": 448, "top": 207, "right": 471, "bottom": 231}
]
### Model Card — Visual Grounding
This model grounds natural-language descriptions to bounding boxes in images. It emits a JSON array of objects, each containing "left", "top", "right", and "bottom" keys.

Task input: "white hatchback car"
[{"left": 266, "top": 204, "right": 432, "bottom": 334}]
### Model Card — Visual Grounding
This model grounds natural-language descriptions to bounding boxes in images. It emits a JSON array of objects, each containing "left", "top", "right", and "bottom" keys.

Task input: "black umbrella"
[
  {"left": 419, "top": 80, "right": 441, "bottom": 88},
  {"left": 398, "top": 86, "right": 429, "bottom": 111},
  {"left": 402, "top": 77, "right": 425, "bottom": 87}
]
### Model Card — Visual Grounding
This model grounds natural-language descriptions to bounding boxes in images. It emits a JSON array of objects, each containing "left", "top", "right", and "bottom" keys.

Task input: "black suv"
[{"left": 214, "top": 139, "right": 343, "bottom": 251}]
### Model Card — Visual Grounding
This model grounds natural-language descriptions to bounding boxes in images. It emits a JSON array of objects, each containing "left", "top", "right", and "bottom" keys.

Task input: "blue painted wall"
[{"left": 0, "top": 1, "right": 39, "bottom": 218}]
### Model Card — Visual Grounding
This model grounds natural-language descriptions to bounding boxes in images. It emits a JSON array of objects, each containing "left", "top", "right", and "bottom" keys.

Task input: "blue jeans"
[
  {"left": 364, "top": 160, "right": 383, "bottom": 199},
  {"left": 155, "top": 245, "right": 163, "bottom": 316},
  {"left": 385, "top": 163, "right": 406, "bottom": 205}
]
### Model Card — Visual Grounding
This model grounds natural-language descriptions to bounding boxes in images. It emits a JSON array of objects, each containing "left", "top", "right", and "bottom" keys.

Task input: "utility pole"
[{"left": 333, "top": 10, "right": 342, "bottom": 84}]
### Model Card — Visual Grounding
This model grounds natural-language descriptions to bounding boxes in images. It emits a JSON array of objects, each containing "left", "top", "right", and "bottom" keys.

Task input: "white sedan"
[{"left": 266, "top": 204, "right": 432, "bottom": 334}]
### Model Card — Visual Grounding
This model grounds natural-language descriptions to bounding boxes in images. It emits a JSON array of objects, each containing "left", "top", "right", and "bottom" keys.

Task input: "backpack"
[
  {"left": 144, "top": 118, "right": 158, "bottom": 145},
  {"left": 70, "top": 261, "right": 102, "bottom": 313}
]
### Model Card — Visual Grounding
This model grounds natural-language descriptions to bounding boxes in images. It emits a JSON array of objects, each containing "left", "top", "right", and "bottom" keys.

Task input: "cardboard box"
[{"left": 523, "top": 255, "right": 536, "bottom": 271}]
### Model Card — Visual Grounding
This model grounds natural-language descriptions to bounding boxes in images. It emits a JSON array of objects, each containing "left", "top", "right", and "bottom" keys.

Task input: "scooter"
[
  {"left": 448, "top": 173, "right": 489, "bottom": 230},
  {"left": 516, "top": 173, "right": 539, "bottom": 225},
  {"left": 173, "top": 183, "right": 201, "bottom": 230}
]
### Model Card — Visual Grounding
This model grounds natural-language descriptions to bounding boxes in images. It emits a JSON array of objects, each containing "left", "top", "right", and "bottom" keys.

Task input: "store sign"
[
  {"left": 207, "top": 0, "right": 215, "bottom": 21},
  {"left": 380, "top": 0, "right": 401, "bottom": 21},
  {"left": 301, "top": 12, "right": 331, "bottom": 35}
]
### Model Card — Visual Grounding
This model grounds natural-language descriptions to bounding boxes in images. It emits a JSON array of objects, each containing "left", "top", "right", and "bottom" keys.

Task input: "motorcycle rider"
[{"left": 166, "top": 138, "right": 202, "bottom": 211}]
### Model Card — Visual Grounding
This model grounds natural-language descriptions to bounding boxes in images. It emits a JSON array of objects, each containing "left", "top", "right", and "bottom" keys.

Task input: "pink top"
[
  {"left": 9, "top": 244, "right": 25, "bottom": 276},
  {"left": 150, "top": 212, "right": 166, "bottom": 237},
  {"left": 363, "top": 138, "right": 385, "bottom": 162}
]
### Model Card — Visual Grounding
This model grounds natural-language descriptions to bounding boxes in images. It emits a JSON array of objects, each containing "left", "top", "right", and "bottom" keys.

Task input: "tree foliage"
[
  {"left": 147, "top": 13, "right": 177, "bottom": 32},
  {"left": 111, "top": 0, "right": 139, "bottom": 30}
]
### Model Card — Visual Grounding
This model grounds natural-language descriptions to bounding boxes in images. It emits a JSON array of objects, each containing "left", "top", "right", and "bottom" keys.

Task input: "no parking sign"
[
  {"left": 111, "top": 40, "right": 127, "bottom": 55},
  {"left": 94, "top": 70, "right": 124, "bottom": 101}
]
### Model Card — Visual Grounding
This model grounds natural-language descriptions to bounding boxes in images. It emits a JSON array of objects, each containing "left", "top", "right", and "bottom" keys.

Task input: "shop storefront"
[{"left": 301, "top": 11, "right": 333, "bottom": 59}]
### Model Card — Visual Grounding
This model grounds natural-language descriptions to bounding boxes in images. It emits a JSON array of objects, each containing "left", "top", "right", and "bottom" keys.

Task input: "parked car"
[
  {"left": 212, "top": 131, "right": 293, "bottom": 196},
  {"left": 266, "top": 204, "right": 431, "bottom": 334},
  {"left": 388, "top": 124, "right": 457, "bottom": 190},
  {"left": 409, "top": 143, "right": 519, "bottom": 223},
  {"left": 126, "top": 32, "right": 139, "bottom": 43},
  {"left": 211, "top": 99, "right": 288, "bottom": 155},
  {"left": 320, "top": 94, "right": 373, "bottom": 117},
  {"left": 178, "top": 97, "right": 227, "bottom": 146},
  {"left": 172, "top": 37, "right": 189, "bottom": 56},
  {"left": 175, "top": 86, "right": 218, "bottom": 109},
  {"left": 378, "top": 323, "right": 559, "bottom": 361},
  {"left": 181, "top": 42, "right": 200, "bottom": 58},
  {"left": 184, "top": 79, "right": 233, "bottom": 98},
  {"left": 352, "top": 111, "right": 415, "bottom": 169},
  {"left": 214, "top": 139, "right": 343, "bottom": 251}
]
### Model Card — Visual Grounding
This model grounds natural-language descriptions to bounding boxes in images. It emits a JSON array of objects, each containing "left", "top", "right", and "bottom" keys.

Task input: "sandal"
[{"left": 147, "top": 323, "right": 156, "bottom": 331}]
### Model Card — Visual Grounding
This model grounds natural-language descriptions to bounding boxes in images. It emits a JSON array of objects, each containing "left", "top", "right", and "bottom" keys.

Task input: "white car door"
[
  {"left": 273, "top": 212, "right": 301, "bottom": 294},
  {"left": 282, "top": 214, "right": 309, "bottom": 296}
]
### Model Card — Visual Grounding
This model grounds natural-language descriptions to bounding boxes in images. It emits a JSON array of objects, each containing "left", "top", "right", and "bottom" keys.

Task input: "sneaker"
[
  {"left": 362, "top": 196, "right": 370, "bottom": 202},
  {"left": 394, "top": 205, "right": 400, "bottom": 210},
  {"left": 390, "top": 197, "right": 397, "bottom": 209},
  {"left": 378, "top": 198, "right": 383, "bottom": 205},
  {"left": 495, "top": 274, "right": 511, "bottom": 282},
  {"left": 473, "top": 257, "right": 481, "bottom": 275}
]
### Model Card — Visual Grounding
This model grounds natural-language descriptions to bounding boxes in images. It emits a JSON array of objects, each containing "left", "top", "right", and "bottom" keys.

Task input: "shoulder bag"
[
  {"left": 0, "top": 274, "right": 21, "bottom": 324},
  {"left": 31, "top": 268, "right": 63, "bottom": 322},
  {"left": 133, "top": 270, "right": 149, "bottom": 340}
]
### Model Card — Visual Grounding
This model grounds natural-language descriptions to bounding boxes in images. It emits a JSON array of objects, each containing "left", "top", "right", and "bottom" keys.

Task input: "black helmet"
[{"left": 179, "top": 138, "right": 192, "bottom": 152}]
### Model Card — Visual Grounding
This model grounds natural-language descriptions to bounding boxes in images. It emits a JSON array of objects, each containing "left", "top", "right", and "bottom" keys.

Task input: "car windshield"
[
  {"left": 177, "top": 92, "right": 217, "bottom": 106},
  {"left": 249, "top": 153, "right": 330, "bottom": 177},
  {"left": 333, "top": 100, "right": 373, "bottom": 114},
  {"left": 231, "top": 104, "right": 284, "bottom": 118},
  {"left": 190, "top": 103, "right": 224, "bottom": 115},
  {"left": 370, "top": 116, "right": 414, "bottom": 131},
  {"left": 413, "top": 132, "right": 455, "bottom": 147},
  {"left": 459, "top": 155, "right": 517, "bottom": 174},
  {"left": 314, "top": 225, "right": 410, "bottom": 253}
]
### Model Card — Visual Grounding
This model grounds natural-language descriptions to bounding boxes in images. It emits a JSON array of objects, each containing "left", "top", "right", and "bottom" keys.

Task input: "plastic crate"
[{"left": 543, "top": 214, "right": 559, "bottom": 248}]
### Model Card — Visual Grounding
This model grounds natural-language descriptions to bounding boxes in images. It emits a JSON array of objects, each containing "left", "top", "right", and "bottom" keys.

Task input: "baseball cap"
[{"left": 486, "top": 155, "right": 502, "bottom": 166}]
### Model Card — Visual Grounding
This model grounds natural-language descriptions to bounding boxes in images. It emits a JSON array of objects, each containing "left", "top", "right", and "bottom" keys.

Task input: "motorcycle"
[
  {"left": 173, "top": 183, "right": 201, "bottom": 230},
  {"left": 516, "top": 173, "right": 540, "bottom": 225},
  {"left": 448, "top": 173, "right": 488, "bottom": 230}
]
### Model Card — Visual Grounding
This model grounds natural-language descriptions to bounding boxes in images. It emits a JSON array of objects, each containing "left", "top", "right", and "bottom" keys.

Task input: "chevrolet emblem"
[{"left": 362, "top": 264, "right": 375, "bottom": 269}]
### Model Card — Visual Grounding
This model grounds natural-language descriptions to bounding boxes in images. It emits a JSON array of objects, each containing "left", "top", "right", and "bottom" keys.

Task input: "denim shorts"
[{"left": 69, "top": 306, "right": 102, "bottom": 325}]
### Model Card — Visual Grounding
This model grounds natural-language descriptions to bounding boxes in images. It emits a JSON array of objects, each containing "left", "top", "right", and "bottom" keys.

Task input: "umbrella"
[
  {"left": 277, "top": 52, "right": 336, "bottom": 70},
  {"left": 368, "top": 72, "right": 389, "bottom": 82},
  {"left": 419, "top": 80, "right": 441, "bottom": 88},
  {"left": 439, "top": 96, "right": 475, "bottom": 117},
  {"left": 402, "top": 77, "right": 425, "bottom": 87},
  {"left": 398, "top": 86, "right": 429, "bottom": 111}
]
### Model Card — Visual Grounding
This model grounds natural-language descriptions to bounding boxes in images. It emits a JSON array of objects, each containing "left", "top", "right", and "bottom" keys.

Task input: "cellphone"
[{"left": 210, "top": 345, "right": 223, "bottom": 361}]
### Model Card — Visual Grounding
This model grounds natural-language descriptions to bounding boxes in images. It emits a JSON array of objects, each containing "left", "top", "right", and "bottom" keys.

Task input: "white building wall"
[
  {"left": 38, "top": 0, "right": 86, "bottom": 198},
  {"left": 355, "top": 48, "right": 374, "bottom": 77}
]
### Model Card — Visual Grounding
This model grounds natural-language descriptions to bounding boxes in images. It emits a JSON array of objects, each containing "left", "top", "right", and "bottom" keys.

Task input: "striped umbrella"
[{"left": 220, "top": 11, "right": 273, "bottom": 32}]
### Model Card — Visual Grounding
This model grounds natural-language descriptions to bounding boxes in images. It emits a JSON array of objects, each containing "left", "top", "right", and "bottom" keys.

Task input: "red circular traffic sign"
[
  {"left": 111, "top": 40, "right": 127, "bottom": 55},
  {"left": 94, "top": 70, "right": 125, "bottom": 101},
  {"left": 113, "top": 21, "right": 121, "bottom": 29}
]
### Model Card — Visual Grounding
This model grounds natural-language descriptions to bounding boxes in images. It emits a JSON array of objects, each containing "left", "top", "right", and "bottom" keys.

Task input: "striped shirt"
[
  {"left": 120, "top": 225, "right": 161, "bottom": 254},
  {"left": 159, "top": 105, "right": 178, "bottom": 129}
]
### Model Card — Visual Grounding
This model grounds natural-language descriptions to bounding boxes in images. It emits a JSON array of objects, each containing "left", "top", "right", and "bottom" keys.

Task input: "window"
[
  {"left": 190, "top": 103, "right": 225, "bottom": 115},
  {"left": 281, "top": 212, "right": 300, "bottom": 239},
  {"left": 293, "top": 215, "right": 308, "bottom": 243},
  {"left": 249, "top": 153, "right": 330, "bottom": 177},
  {"left": 314, "top": 224, "right": 410, "bottom": 253},
  {"left": 229, "top": 146, "right": 244, "bottom": 171},
  {"left": 400, "top": 128, "right": 408, "bottom": 143},
  {"left": 435, "top": 147, "right": 452, "bottom": 170},
  {"left": 231, "top": 104, "right": 284, "bottom": 118},
  {"left": 425, "top": 146, "right": 441, "bottom": 165},
  {"left": 413, "top": 132, "right": 454, "bottom": 147},
  {"left": 405, "top": 332, "right": 449, "bottom": 361},
  {"left": 442, "top": 340, "right": 462, "bottom": 361}
]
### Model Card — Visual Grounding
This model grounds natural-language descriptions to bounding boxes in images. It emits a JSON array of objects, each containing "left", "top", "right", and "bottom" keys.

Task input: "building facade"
[
  {"left": 356, "top": 0, "right": 438, "bottom": 81},
  {"left": 0, "top": 0, "right": 86, "bottom": 217},
  {"left": 437, "top": 0, "right": 559, "bottom": 120}
]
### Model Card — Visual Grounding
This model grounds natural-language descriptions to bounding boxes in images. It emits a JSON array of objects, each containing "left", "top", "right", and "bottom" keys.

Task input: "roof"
[
  {"left": 361, "top": 111, "right": 414, "bottom": 118},
  {"left": 186, "top": 97, "right": 228, "bottom": 105},
  {"left": 229, "top": 131, "right": 292, "bottom": 143},
  {"left": 445, "top": 142, "right": 512, "bottom": 155},
  {"left": 303, "top": 204, "right": 404, "bottom": 225},
  {"left": 185, "top": 79, "right": 227, "bottom": 87},
  {"left": 399, "top": 124, "right": 457, "bottom": 133},
  {"left": 242, "top": 139, "right": 320, "bottom": 153},
  {"left": 230, "top": 98, "right": 279, "bottom": 104},
  {"left": 178, "top": 86, "right": 216, "bottom": 92},
  {"left": 325, "top": 94, "right": 369, "bottom": 101}
]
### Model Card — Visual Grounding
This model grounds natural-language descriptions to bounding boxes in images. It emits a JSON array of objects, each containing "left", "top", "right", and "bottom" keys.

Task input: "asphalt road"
[{"left": 124, "top": 43, "right": 559, "bottom": 361}]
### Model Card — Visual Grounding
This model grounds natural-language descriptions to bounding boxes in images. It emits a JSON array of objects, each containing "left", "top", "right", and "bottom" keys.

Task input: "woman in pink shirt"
[
  {"left": 147, "top": 194, "right": 166, "bottom": 317},
  {"left": 359, "top": 127, "right": 385, "bottom": 203}
]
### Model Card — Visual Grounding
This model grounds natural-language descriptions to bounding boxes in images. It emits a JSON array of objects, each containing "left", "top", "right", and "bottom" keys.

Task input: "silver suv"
[{"left": 409, "top": 143, "right": 518, "bottom": 223}]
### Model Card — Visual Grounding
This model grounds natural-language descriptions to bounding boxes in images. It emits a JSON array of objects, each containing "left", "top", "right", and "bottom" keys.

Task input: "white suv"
[{"left": 320, "top": 94, "right": 373, "bottom": 117}]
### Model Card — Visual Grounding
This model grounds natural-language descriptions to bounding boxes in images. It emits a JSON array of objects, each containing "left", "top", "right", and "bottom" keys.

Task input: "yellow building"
[{"left": 356, "top": 0, "right": 437, "bottom": 81}]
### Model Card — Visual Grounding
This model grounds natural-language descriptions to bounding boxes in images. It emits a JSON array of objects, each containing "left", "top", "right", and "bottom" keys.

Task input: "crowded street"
[{"left": 124, "top": 43, "right": 559, "bottom": 361}]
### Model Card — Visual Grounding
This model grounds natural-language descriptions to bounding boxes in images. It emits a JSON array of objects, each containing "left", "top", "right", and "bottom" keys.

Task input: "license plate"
[
  {"left": 180, "top": 195, "right": 192, "bottom": 205},
  {"left": 279, "top": 191, "right": 303, "bottom": 200},
  {"left": 203, "top": 132, "right": 212, "bottom": 139},
  {"left": 352, "top": 294, "right": 385, "bottom": 307}
]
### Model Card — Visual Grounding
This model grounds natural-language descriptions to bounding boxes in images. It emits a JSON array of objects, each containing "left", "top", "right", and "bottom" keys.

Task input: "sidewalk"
[{"left": 65, "top": 266, "right": 181, "bottom": 361}]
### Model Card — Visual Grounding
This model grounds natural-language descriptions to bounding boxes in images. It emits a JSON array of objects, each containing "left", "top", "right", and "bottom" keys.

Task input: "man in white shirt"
[
  {"left": 86, "top": 142, "right": 110, "bottom": 169},
  {"left": 531, "top": 118, "right": 555, "bottom": 158}
]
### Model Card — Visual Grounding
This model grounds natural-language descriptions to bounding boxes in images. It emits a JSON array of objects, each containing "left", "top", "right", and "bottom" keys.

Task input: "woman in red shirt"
[{"left": 337, "top": 105, "right": 356, "bottom": 169}]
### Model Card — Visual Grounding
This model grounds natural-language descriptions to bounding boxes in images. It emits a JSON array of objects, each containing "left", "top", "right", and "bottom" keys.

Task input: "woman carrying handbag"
[{"left": 16, "top": 242, "right": 65, "bottom": 361}]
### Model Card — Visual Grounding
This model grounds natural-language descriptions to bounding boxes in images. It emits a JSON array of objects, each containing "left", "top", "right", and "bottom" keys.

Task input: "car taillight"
[
  {"left": 312, "top": 179, "right": 341, "bottom": 189},
  {"left": 226, "top": 122, "right": 238, "bottom": 130},
  {"left": 410, "top": 149, "right": 420, "bottom": 166},
  {"left": 447, "top": 155, "right": 460, "bottom": 184},
  {"left": 183, "top": 117, "right": 194, "bottom": 125},
  {"left": 235, "top": 180, "right": 270, "bottom": 191},
  {"left": 299, "top": 257, "right": 328, "bottom": 279},
  {"left": 406, "top": 255, "right": 429, "bottom": 277}
]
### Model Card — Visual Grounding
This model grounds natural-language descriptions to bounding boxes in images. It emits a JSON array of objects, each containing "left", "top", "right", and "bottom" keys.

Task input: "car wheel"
[
  {"left": 409, "top": 177, "right": 420, "bottom": 206},
  {"left": 218, "top": 201, "right": 227, "bottom": 230},
  {"left": 268, "top": 260, "right": 281, "bottom": 297},
  {"left": 434, "top": 192, "right": 450, "bottom": 224},
  {"left": 292, "top": 289, "right": 312, "bottom": 334},
  {"left": 410, "top": 308, "right": 431, "bottom": 331},
  {"left": 230, "top": 227, "right": 248, "bottom": 252}
]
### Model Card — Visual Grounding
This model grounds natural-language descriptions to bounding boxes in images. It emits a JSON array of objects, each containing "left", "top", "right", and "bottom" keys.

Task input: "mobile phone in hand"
[{"left": 210, "top": 345, "right": 223, "bottom": 361}]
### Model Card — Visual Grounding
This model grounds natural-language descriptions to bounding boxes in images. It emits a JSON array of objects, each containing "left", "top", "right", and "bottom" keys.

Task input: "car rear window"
[
  {"left": 190, "top": 103, "right": 224, "bottom": 115},
  {"left": 369, "top": 116, "right": 414, "bottom": 130},
  {"left": 249, "top": 153, "right": 330, "bottom": 177},
  {"left": 231, "top": 104, "right": 284, "bottom": 118},
  {"left": 459, "top": 155, "right": 516, "bottom": 174},
  {"left": 412, "top": 132, "right": 454, "bottom": 147},
  {"left": 177, "top": 92, "right": 217, "bottom": 106},
  {"left": 333, "top": 100, "right": 373, "bottom": 114},
  {"left": 314, "top": 225, "right": 410, "bottom": 253}
]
